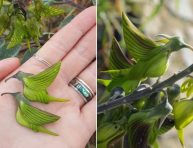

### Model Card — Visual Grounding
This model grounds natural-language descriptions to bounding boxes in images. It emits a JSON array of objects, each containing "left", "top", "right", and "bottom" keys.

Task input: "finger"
[
  {"left": 68, "top": 61, "right": 96, "bottom": 106},
  {"left": 0, "top": 58, "right": 20, "bottom": 80},
  {"left": 60, "top": 25, "right": 96, "bottom": 83},
  {"left": 81, "top": 96, "right": 96, "bottom": 135},
  {"left": 23, "top": 6, "right": 96, "bottom": 70}
]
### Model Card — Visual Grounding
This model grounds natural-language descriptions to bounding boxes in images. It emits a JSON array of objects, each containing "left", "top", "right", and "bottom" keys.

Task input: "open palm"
[{"left": 0, "top": 6, "right": 96, "bottom": 148}]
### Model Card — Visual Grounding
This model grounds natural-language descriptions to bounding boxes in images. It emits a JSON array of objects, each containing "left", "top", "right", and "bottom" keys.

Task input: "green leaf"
[
  {"left": 0, "top": 39, "right": 21, "bottom": 60},
  {"left": 25, "top": 18, "right": 41, "bottom": 45},
  {"left": 21, "top": 48, "right": 39, "bottom": 64},
  {"left": 42, "top": 5, "right": 64, "bottom": 17},
  {"left": 0, "top": 14, "right": 9, "bottom": 35},
  {"left": 122, "top": 13, "right": 158, "bottom": 61},
  {"left": 181, "top": 78, "right": 193, "bottom": 97},
  {"left": 109, "top": 38, "right": 132, "bottom": 69},
  {"left": 8, "top": 21, "right": 25, "bottom": 48},
  {"left": 24, "top": 62, "right": 61, "bottom": 90},
  {"left": 173, "top": 100, "right": 193, "bottom": 130}
]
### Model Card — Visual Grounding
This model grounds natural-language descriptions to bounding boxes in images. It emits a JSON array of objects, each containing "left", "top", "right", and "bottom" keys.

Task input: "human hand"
[
  {"left": 0, "top": 58, "right": 20, "bottom": 80},
  {"left": 0, "top": 6, "right": 96, "bottom": 148}
]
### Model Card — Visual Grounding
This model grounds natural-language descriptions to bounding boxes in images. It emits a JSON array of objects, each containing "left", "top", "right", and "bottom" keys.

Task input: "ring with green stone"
[{"left": 69, "top": 77, "right": 95, "bottom": 103}]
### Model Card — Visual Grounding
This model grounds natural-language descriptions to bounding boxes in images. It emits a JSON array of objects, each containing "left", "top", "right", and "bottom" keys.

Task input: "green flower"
[
  {"left": 2, "top": 92, "right": 60, "bottom": 136},
  {"left": 6, "top": 61, "right": 68, "bottom": 103}
]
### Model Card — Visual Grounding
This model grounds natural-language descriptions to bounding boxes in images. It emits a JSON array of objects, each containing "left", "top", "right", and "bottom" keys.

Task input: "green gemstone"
[{"left": 75, "top": 83, "right": 90, "bottom": 98}]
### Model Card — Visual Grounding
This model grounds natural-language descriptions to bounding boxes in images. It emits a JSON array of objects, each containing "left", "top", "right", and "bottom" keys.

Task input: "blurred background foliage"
[
  {"left": 0, "top": 0, "right": 95, "bottom": 63},
  {"left": 97, "top": 0, "right": 193, "bottom": 147},
  {"left": 0, "top": 0, "right": 96, "bottom": 147}
]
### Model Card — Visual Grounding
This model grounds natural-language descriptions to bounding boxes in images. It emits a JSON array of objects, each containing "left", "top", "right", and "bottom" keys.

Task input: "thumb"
[{"left": 0, "top": 58, "right": 20, "bottom": 80}]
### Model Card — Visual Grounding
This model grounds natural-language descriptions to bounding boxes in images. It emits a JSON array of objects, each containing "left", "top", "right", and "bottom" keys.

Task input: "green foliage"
[
  {"left": 181, "top": 78, "right": 193, "bottom": 97},
  {"left": 98, "top": 10, "right": 193, "bottom": 148},
  {"left": 173, "top": 99, "right": 193, "bottom": 147},
  {"left": 2, "top": 0, "right": 64, "bottom": 49},
  {"left": 34, "top": 0, "right": 64, "bottom": 20},
  {"left": 0, "top": 39, "right": 21, "bottom": 60}
]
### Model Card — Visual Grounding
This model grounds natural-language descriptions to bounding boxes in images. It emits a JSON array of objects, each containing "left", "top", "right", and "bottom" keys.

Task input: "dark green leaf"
[
  {"left": 0, "top": 39, "right": 21, "bottom": 60},
  {"left": 21, "top": 48, "right": 38, "bottom": 64}
]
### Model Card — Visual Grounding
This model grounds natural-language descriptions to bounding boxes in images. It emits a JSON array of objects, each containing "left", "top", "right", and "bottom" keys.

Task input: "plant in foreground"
[
  {"left": 2, "top": 61, "right": 68, "bottom": 135},
  {"left": 6, "top": 61, "right": 68, "bottom": 103},
  {"left": 98, "top": 12, "right": 193, "bottom": 148},
  {"left": 2, "top": 92, "right": 60, "bottom": 136}
]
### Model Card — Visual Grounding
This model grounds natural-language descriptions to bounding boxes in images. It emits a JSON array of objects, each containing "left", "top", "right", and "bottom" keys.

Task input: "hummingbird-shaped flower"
[
  {"left": 99, "top": 13, "right": 193, "bottom": 93},
  {"left": 1, "top": 92, "right": 60, "bottom": 136},
  {"left": 126, "top": 97, "right": 172, "bottom": 148},
  {"left": 6, "top": 62, "right": 68, "bottom": 103}
]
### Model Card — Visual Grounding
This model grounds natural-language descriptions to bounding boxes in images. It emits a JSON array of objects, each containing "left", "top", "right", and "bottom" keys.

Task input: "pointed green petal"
[
  {"left": 20, "top": 101, "right": 60, "bottom": 125},
  {"left": 97, "top": 79, "right": 111, "bottom": 87},
  {"left": 24, "top": 62, "right": 61, "bottom": 90},
  {"left": 24, "top": 86, "right": 68, "bottom": 103},
  {"left": 109, "top": 38, "right": 133, "bottom": 69},
  {"left": 48, "top": 95, "right": 69, "bottom": 102},
  {"left": 122, "top": 13, "right": 159, "bottom": 61},
  {"left": 37, "top": 126, "right": 59, "bottom": 136},
  {"left": 177, "top": 130, "right": 185, "bottom": 147},
  {"left": 16, "top": 108, "right": 58, "bottom": 136}
]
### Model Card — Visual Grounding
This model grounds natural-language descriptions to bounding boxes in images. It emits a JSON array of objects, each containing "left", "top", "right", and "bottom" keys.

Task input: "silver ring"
[
  {"left": 33, "top": 54, "right": 51, "bottom": 67},
  {"left": 69, "top": 77, "right": 95, "bottom": 103}
]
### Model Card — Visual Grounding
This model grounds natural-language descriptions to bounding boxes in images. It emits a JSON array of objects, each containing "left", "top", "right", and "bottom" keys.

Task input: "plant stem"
[{"left": 98, "top": 64, "right": 193, "bottom": 114}]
